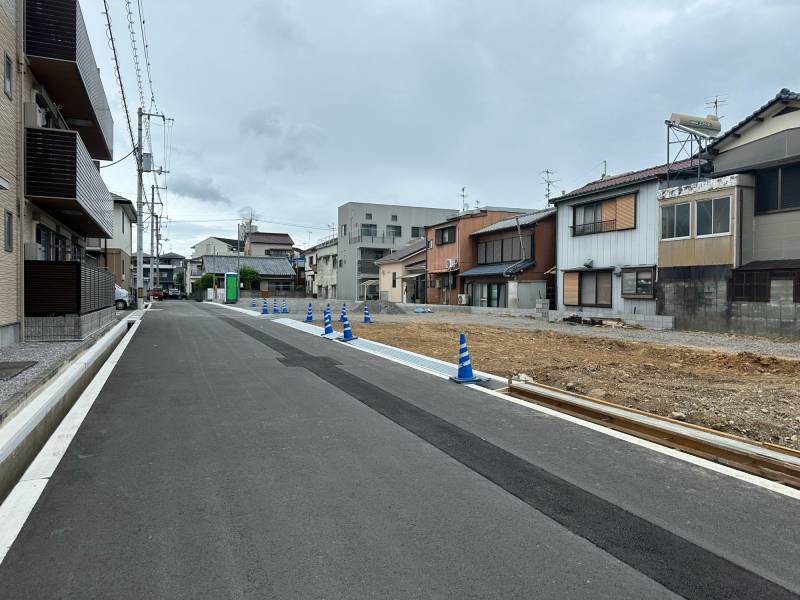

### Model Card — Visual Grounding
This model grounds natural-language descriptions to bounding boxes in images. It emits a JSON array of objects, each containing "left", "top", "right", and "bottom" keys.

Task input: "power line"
[
  {"left": 166, "top": 217, "right": 331, "bottom": 230},
  {"left": 102, "top": 1, "right": 135, "bottom": 152},
  {"left": 99, "top": 147, "right": 134, "bottom": 168},
  {"left": 136, "top": 0, "right": 158, "bottom": 112}
]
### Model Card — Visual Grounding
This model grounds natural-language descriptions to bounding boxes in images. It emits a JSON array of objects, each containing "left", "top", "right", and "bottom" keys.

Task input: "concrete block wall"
[
  {"left": 657, "top": 266, "right": 732, "bottom": 334},
  {"left": 24, "top": 308, "right": 115, "bottom": 341},
  {"left": 547, "top": 310, "right": 674, "bottom": 330}
]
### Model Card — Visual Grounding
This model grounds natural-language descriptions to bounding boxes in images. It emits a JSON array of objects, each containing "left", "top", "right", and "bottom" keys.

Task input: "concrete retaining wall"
[{"left": 24, "top": 307, "right": 115, "bottom": 342}]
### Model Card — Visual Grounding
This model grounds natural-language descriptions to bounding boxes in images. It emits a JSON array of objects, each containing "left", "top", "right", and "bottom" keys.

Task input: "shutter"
[
  {"left": 601, "top": 198, "right": 616, "bottom": 224},
  {"left": 563, "top": 272, "right": 579, "bottom": 306},
  {"left": 616, "top": 194, "right": 636, "bottom": 229}
]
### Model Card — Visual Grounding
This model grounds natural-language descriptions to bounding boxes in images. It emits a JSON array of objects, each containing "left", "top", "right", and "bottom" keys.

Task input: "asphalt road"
[{"left": 1, "top": 301, "right": 799, "bottom": 599}]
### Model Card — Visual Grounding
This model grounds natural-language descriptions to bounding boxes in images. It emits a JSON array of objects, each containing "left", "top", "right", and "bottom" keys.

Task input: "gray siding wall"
[{"left": 556, "top": 180, "right": 660, "bottom": 315}]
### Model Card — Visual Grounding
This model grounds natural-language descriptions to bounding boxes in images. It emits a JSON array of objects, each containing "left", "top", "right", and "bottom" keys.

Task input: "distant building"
[
  {"left": 132, "top": 252, "right": 185, "bottom": 291},
  {"left": 85, "top": 194, "right": 137, "bottom": 292},
  {"left": 337, "top": 202, "right": 455, "bottom": 300},
  {"left": 245, "top": 232, "right": 294, "bottom": 257},
  {"left": 425, "top": 207, "right": 528, "bottom": 305},
  {"left": 463, "top": 208, "right": 556, "bottom": 308},
  {"left": 190, "top": 236, "right": 242, "bottom": 259},
  {"left": 376, "top": 239, "right": 427, "bottom": 303},
  {"left": 303, "top": 238, "right": 338, "bottom": 298},
  {"left": 200, "top": 255, "right": 296, "bottom": 293}
]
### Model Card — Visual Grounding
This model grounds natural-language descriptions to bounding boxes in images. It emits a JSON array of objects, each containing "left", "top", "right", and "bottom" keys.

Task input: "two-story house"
[
  {"left": 337, "top": 202, "right": 454, "bottom": 300},
  {"left": 303, "top": 237, "right": 338, "bottom": 298},
  {"left": 462, "top": 208, "right": 556, "bottom": 308},
  {"left": 554, "top": 161, "right": 695, "bottom": 323},
  {"left": 85, "top": 193, "right": 137, "bottom": 292},
  {"left": 245, "top": 232, "right": 294, "bottom": 257},
  {"left": 657, "top": 88, "right": 800, "bottom": 337},
  {"left": 425, "top": 207, "right": 527, "bottom": 305}
]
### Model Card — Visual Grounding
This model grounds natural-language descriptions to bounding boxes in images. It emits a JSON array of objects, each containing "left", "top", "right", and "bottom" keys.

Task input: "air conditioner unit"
[
  {"left": 446, "top": 258, "right": 459, "bottom": 270},
  {"left": 24, "top": 242, "right": 45, "bottom": 260},
  {"left": 457, "top": 294, "right": 470, "bottom": 305}
]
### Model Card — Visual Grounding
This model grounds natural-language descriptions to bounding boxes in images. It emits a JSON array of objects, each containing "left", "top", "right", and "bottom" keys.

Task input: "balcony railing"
[
  {"left": 25, "top": 0, "right": 114, "bottom": 160},
  {"left": 571, "top": 220, "right": 617, "bottom": 236},
  {"left": 26, "top": 127, "right": 114, "bottom": 238},
  {"left": 357, "top": 260, "right": 379, "bottom": 275},
  {"left": 24, "top": 260, "right": 114, "bottom": 316},
  {"left": 349, "top": 233, "right": 400, "bottom": 245}
]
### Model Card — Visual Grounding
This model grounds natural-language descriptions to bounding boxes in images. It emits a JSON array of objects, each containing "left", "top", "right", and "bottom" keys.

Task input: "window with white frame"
[
  {"left": 661, "top": 203, "right": 690, "bottom": 239},
  {"left": 696, "top": 197, "right": 730, "bottom": 237}
]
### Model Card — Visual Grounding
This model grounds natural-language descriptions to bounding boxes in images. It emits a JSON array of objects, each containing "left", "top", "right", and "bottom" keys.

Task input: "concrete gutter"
[{"left": 0, "top": 312, "right": 143, "bottom": 502}]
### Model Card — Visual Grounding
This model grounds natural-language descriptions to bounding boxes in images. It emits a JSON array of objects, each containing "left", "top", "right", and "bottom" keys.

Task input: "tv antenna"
[
  {"left": 704, "top": 94, "right": 728, "bottom": 119},
  {"left": 541, "top": 169, "right": 559, "bottom": 204},
  {"left": 460, "top": 186, "right": 469, "bottom": 211}
]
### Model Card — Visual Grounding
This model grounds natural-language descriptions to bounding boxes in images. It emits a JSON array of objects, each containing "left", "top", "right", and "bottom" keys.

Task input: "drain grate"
[{"left": 0, "top": 361, "right": 37, "bottom": 381}]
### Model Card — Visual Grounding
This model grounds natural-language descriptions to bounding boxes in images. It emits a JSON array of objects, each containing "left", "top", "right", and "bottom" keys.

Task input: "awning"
[
  {"left": 401, "top": 273, "right": 424, "bottom": 279},
  {"left": 736, "top": 259, "right": 800, "bottom": 271},
  {"left": 461, "top": 261, "right": 525, "bottom": 278},
  {"left": 359, "top": 279, "right": 379, "bottom": 287}
]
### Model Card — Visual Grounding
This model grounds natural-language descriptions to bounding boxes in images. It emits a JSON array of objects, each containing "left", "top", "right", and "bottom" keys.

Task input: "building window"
[
  {"left": 477, "top": 234, "right": 531, "bottom": 264},
  {"left": 386, "top": 225, "right": 402, "bottom": 237},
  {"left": 360, "top": 223, "right": 377, "bottom": 237},
  {"left": 621, "top": 268, "right": 654, "bottom": 298},
  {"left": 122, "top": 213, "right": 125, "bottom": 234},
  {"left": 4, "top": 210, "right": 12, "bottom": 252},
  {"left": 563, "top": 270, "right": 612, "bottom": 307},
  {"left": 756, "top": 165, "right": 800, "bottom": 213},
  {"left": 365, "top": 212, "right": 373, "bottom": 220},
  {"left": 733, "top": 271, "right": 770, "bottom": 302},
  {"left": 341, "top": 224, "right": 347, "bottom": 237},
  {"left": 661, "top": 203, "right": 690, "bottom": 239},
  {"left": 392, "top": 272, "right": 397, "bottom": 288},
  {"left": 572, "top": 193, "right": 636, "bottom": 236},
  {"left": 338, "top": 259, "right": 343, "bottom": 267},
  {"left": 435, "top": 226, "right": 456, "bottom": 245},
  {"left": 4, "top": 54, "right": 11, "bottom": 100},
  {"left": 696, "top": 197, "right": 730, "bottom": 237},
  {"left": 411, "top": 226, "right": 422, "bottom": 238},
  {"left": 391, "top": 214, "right": 398, "bottom": 222}
]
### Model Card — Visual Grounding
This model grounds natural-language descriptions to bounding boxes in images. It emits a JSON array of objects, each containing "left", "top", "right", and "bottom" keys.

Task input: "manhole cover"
[{"left": 0, "top": 361, "right": 37, "bottom": 381}]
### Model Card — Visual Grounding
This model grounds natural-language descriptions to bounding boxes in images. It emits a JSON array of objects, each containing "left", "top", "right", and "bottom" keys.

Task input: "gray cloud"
[
  {"left": 240, "top": 108, "right": 326, "bottom": 173},
  {"left": 169, "top": 174, "right": 232, "bottom": 205}
]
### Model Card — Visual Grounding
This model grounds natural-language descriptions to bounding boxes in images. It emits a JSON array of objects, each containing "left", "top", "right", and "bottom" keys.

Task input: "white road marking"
[
  {"left": 0, "top": 320, "right": 142, "bottom": 565},
  {"left": 210, "top": 303, "right": 800, "bottom": 501}
]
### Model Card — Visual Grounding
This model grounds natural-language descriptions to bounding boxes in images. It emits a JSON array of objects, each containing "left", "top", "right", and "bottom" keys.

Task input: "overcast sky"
[{"left": 82, "top": 0, "right": 799, "bottom": 256}]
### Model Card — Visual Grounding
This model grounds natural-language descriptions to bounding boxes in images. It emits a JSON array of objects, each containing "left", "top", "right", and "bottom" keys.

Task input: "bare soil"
[{"left": 336, "top": 321, "right": 800, "bottom": 450}]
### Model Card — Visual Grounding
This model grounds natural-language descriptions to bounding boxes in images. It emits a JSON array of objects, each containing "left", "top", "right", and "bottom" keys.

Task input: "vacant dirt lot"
[{"left": 336, "top": 320, "right": 800, "bottom": 450}]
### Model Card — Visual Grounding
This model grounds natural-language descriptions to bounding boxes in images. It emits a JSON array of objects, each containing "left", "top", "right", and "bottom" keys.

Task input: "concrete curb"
[{"left": 0, "top": 315, "right": 140, "bottom": 503}]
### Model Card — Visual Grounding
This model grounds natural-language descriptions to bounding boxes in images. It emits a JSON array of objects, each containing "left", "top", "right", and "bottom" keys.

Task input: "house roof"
[
  {"left": 111, "top": 193, "right": 137, "bottom": 223},
  {"left": 375, "top": 239, "right": 427, "bottom": 265},
  {"left": 707, "top": 88, "right": 800, "bottom": 153},
  {"left": 209, "top": 236, "right": 241, "bottom": 247},
  {"left": 201, "top": 255, "right": 296, "bottom": 276},
  {"left": 302, "top": 237, "right": 338, "bottom": 254},
  {"left": 737, "top": 259, "right": 800, "bottom": 271},
  {"left": 247, "top": 232, "right": 294, "bottom": 245},
  {"left": 160, "top": 252, "right": 185, "bottom": 259},
  {"left": 555, "top": 159, "right": 701, "bottom": 203},
  {"left": 426, "top": 207, "right": 528, "bottom": 229},
  {"left": 471, "top": 208, "right": 556, "bottom": 235}
]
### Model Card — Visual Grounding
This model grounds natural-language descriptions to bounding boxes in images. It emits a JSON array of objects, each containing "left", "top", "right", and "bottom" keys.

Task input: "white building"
[
  {"left": 303, "top": 238, "right": 338, "bottom": 298},
  {"left": 554, "top": 161, "right": 695, "bottom": 318}
]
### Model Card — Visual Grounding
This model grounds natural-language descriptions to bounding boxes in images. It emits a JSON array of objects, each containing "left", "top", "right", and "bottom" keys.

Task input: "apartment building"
[
  {"left": 337, "top": 202, "right": 454, "bottom": 300},
  {"left": 86, "top": 194, "right": 137, "bottom": 291},
  {"left": 12, "top": 0, "right": 116, "bottom": 343},
  {"left": 425, "top": 207, "right": 526, "bottom": 305},
  {"left": 0, "top": 0, "right": 19, "bottom": 346},
  {"left": 657, "top": 89, "right": 800, "bottom": 337}
]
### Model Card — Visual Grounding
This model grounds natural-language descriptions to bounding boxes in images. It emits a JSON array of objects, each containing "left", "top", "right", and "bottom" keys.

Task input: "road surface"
[{"left": 1, "top": 301, "right": 798, "bottom": 599}]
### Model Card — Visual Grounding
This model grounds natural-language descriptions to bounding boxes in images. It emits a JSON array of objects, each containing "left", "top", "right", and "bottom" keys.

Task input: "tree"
[
  {"left": 198, "top": 272, "right": 215, "bottom": 290},
  {"left": 175, "top": 270, "right": 185, "bottom": 291},
  {"left": 239, "top": 265, "right": 260, "bottom": 291}
]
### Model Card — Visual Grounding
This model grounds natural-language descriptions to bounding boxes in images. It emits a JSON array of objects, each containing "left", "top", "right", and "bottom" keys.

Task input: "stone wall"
[{"left": 24, "top": 307, "right": 115, "bottom": 341}]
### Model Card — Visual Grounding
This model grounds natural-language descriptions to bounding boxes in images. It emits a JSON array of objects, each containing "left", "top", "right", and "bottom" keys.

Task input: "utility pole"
[
  {"left": 149, "top": 184, "right": 155, "bottom": 299},
  {"left": 541, "top": 169, "right": 559, "bottom": 205},
  {"left": 136, "top": 108, "right": 144, "bottom": 308}
]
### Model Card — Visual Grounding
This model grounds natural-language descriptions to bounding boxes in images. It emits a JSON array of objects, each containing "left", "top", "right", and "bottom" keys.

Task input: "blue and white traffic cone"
[
  {"left": 305, "top": 303, "right": 314, "bottom": 322},
  {"left": 281, "top": 300, "right": 288, "bottom": 314},
  {"left": 325, "top": 303, "right": 331, "bottom": 316},
  {"left": 450, "top": 332, "right": 481, "bottom": 383},
  {"left": 260, "top": 302, "right": 269, "bottom": 315},
  {"left": 363, "top": 305, "right": 372, "bottom": 324},
  {"left": 340, "top": 303, "right": 347, "bottom": 322},
  {"left": 272, "top": 299, "right": 279, "bottom": 314},
  {"left": 340, "top": 315, "right": 357, "bottom": 342},
  {"left": 251, "top": 298, "right": 256, "bottom": 308},
  {"left": 321, "top": 310, "right": 334, "bottom": 336}
]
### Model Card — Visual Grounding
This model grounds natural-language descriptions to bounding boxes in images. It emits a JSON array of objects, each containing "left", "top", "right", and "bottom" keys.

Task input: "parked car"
[
  {"left": 114, "top": 285, "right": 129, "bottom": 310},
  {"left": 168, "top": 288, "right": 182, "bottom": 299},
  {"left": 150, "top": 287, "right": 164, "bottom": 300}
]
